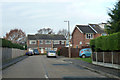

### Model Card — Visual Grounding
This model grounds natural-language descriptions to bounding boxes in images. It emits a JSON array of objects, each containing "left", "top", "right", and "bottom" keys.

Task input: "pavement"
[
  {"left": 2, "top": 55, "right": 119, "bottom": 80},
  {"left": 2, "top": 55, "right": 29, "bottom": 70},
  {"left": 62, "top": 57, "right": 120, "bottom": 80}
]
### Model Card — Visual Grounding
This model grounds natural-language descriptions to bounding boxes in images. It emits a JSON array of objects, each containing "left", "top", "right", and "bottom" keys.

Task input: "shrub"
[
  {"left": 90, "top": 32, "right": 120, "bottom": 52},
  {"left": 56, "top": 50, "right": 60, "bottom": 56},
  {"left": 1, "top": 38, "right": 25, "bottom": 50},
  {"left": 90, "top": 39, "right": 95, "bottom": 52}
]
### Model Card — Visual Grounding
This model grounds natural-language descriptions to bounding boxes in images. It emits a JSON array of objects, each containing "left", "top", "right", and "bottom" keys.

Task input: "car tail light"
[{"left": 81, "top": 51, "right": 83, "bottom": 53}]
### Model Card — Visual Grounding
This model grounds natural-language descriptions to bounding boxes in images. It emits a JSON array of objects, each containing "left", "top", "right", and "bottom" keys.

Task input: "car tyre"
[{"left": 82, "top": 55, "right": 86, "bottom": 58}]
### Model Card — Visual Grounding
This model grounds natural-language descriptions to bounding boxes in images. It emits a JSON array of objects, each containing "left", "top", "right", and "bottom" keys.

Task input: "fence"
[
  {"left": 92, "top": 52, "right": 120, "bottom": 69},
  {"left": 59, "top": 47, "right": 81, "bottom": 58},
  {"left": 1, "top": 47, "right": 25, "bottom": 64}
]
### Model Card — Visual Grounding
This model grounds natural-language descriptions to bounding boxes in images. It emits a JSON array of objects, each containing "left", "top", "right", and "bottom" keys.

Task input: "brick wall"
[{"left": 72, "top": 28, "right": 84, "bottom": 48}]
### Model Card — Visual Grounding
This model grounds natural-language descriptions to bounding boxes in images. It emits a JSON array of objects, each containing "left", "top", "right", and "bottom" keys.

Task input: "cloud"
[
  {"left": 0, "top": 0, "right": 74, "bottom": 3},
  {"left": 29, "top": 14, "right": 51, "bottom": 19},
  {"left": 1, "top": 0, "right": 117, "bottom": 37}
]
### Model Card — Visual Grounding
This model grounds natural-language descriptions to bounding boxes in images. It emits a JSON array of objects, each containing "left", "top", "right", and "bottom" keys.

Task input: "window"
[
  {"left": 45, "top": 40, "right": 51, "bottom": 44},
  {"left": 61, "top": 41, "right": 65, "bottom": 44},
  {"left": 86, "top": 42, "right": 90, "bottom": 44},
  {"left": 76, "top": 45, "right": 78, "bottom": 48},
  {"left": 39, "top": 40, "right": 43, "bottom": 44},
  {"left": 30, "top": 40, "right": 36, "bottom": 44},
  {"left": 53, "top": 41, "right": 59, "bottom": 44},
  {"left": 45, "top": 48, "right": 48, "bottom": 51},
  {"left": 79, "top": 41, "right": 82, "bottom": 45},
  {"left": 102, "top": 33, "right": 107, "bottom": 36},
  {"left": 53, "top": 48, "right": 57, "bottom": 51},
  {"left": 48, "top": 48, "right": 51, "bottom": 51},
  {"left": 86, "top": 33, "right": 93, "bottom": 39}
]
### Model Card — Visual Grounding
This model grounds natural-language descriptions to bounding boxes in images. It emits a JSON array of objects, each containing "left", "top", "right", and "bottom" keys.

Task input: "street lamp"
[{"left": 64, "top": 21, "right": 71, "bottom": 58}]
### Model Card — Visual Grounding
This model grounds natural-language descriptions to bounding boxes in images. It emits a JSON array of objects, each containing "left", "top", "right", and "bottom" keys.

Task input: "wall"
[
  {"left": 2, "top": 48, "right": 25, "bottom": 64},
  {"left": 72, "top": 28, "right": 93, "bottom": 48},
  {"left": 72, "top": 28, "right": 84, "bottom": 48}
]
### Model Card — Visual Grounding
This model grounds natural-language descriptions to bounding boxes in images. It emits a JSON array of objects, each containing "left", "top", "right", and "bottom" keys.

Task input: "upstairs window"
[
  {"left": 45, "top": 40, "right": 51, "bottom": 44},
  {"left": 86, "top": 33, "right": 93, "bottom": 39},
  {"left": 30, "top": 40, "right": 36, "bottom": 44},
  {"left": 53, "top": 41, "right": 59, "bottom": 44},
  {"left": 102, "top": 33, "right": 107, "bottom": 36}
]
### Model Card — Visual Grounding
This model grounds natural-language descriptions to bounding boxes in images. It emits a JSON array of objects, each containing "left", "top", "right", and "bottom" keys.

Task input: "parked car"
[
  {"left": 33, "top": 49, "right": 40, "bottom": 55},
  {"left": 47, "top": 50, "right": 57, "bottom": 58},
  {"left": 26, "top": 49, "right": 34, "bottom": 56},
  {"left": 79, "top": 48, "right": 92, "bottom": 58},
  {"left": 26, "top": 51, "right": 33, "bottom": 56}
]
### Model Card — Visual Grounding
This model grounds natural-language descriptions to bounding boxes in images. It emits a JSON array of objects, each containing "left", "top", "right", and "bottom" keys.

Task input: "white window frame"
[
  {"left": 39, "top": 40, "right": 43, "bottom": 44},
  {"left": 101, "top": 33, "right": 107, "bottom": 36},
  {"left": 53, "top": 40, "right": 59, "bottom": 44},
  {"left": 61, "top": 41, "right": 65, "bottom": 44},
  {"left": 53, "top": 48, "right": 57, "bottom": 51},
  {"left": 45, "top": 40, "right": 51, "bottom": 44},
  {"left": 86, "top": 33, "right": 93, "bottom": 39},
  {"left": 29, "top": 40, "right": 36, "bottom": 44},
  {"left": 79, "top": 41, "right": 82, "bottom": 45}
]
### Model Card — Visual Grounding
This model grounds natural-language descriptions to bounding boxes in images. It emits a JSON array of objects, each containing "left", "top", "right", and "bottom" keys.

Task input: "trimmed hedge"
[
  {"left": 90, "top": 32, "right": 120, "bottom": 52},
  {"left": 1, "top": 38, "right": 25, "bottom": 50}
]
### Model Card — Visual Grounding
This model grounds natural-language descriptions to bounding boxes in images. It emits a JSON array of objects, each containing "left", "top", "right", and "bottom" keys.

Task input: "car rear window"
[
  {"left": 34, "top": 49, "right": 38, "bottom": 51},
  {"left": 83, "top": 49, "right": 91, "bottom": 52}
]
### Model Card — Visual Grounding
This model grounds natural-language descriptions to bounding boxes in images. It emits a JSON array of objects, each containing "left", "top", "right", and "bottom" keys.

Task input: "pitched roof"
[
  {"left": 27, "top": 34, "right": 66, "bottom": 40},
  {"left": 76, "top": 25, "right": 95, "bottom": 33},
  {"left": 89, "top": 24, "right": 105, "bottom": 33}
]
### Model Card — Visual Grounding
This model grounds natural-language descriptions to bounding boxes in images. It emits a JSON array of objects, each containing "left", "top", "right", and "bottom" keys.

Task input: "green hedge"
[
  {"left": 1, "top": 38, "right": 25, "bottom": 50},
  {"left": 90, "top": 32, "right": 120, "bottom": 52}
]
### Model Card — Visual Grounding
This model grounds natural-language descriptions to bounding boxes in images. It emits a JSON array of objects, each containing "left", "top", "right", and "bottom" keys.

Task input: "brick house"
[
  {"left": 27, "top": 34, "right": 66, "bottom": 53},
  {"left": 71, "top": 24, "right": 106, "bottom": 48}
]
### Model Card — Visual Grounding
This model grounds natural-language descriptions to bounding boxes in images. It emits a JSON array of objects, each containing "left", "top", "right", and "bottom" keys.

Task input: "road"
[{"left": 2, "top": 55, "right": 114, "bottom": 80}]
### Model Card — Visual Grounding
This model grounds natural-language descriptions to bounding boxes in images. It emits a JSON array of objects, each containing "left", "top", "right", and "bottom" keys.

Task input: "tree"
[
  {"left": 57, "top": 29, "right": 68, "bottom": 38},
  {"left": 106, "top": 1, "right": 120, "bottom": 34},
  {"left": 4, "top": 29, "right": 26, "bottom": 44},
  {"left": 37, "top": 28, "right": 55, "bottom": 34}
]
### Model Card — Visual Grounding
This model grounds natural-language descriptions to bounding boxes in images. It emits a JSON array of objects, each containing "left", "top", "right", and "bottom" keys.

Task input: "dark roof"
[
  {"left": 76, "top": 25, "right": 95, "bottom": 33},
  {"left": 89, "top": 24, "right": 105, "bottom": 33},
  {"left": 28, "top": 34, "right": 66, "bottom": 40},
  {"left": 27, "top": 35, "right": 36, "bottom": 40}
]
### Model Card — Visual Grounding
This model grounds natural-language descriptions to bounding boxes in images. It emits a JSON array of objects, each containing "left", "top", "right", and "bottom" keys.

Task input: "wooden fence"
[
  {"left": 92, "top": 52, "right": 120, "bottom": 69},
  {"left": 59, "top": 47, "right": 81, "bottom": 58}
]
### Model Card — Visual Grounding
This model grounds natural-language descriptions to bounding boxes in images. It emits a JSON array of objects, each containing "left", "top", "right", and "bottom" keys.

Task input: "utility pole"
[{"left": 64, "top": 21, "right": 71, "bottom": 58}]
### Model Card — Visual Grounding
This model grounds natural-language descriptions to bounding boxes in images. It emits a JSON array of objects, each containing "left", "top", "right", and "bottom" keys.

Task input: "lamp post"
[{"left": 64, "top": 21, "right": 71, "bottom": 58}]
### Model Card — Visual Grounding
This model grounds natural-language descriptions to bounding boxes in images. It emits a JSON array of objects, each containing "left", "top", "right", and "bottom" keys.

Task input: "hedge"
[
  {"left": 1, "top": 38, "right": 25, "bottom": 50},
  {"left": 90, "top": 32, "right": 120, "bottom": 52}
]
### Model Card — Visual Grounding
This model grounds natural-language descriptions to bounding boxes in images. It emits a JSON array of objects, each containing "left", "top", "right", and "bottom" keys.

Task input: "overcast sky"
[{"left": 0, "top": 0, "right": 117, "bottom": 37}]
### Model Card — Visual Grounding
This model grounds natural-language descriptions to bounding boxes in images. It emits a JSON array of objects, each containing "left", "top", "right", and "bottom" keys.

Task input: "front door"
[{"left": 41, "top": 48, "right": 44, "bottom": 54}]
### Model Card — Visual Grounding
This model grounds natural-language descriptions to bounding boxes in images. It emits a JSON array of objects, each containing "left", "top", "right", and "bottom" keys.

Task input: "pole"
[
  {"left": 64, "top": 21, "right": 71, "bottom": 58},
  {"left": 68, "top": 21, "right": 71, "bottom": 58}
]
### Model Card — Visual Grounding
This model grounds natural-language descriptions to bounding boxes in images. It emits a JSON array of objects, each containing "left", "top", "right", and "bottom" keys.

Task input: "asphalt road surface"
[{"left": 2, "top": 55, "right": 116, "bottom": 80}]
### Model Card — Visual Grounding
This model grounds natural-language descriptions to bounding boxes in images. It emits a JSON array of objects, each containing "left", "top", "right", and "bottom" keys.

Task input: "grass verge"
[{"left": 75, "top": 57, "right": 92, "bottom": 63}]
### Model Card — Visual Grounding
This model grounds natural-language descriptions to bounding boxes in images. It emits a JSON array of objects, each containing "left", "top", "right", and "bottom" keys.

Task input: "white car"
[{"left": 47, "top": 51, "right": 57, "bottom": 58}]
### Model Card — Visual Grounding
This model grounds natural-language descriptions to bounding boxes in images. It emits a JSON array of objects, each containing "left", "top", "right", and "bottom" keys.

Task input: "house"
[
  {"left": 27, "top": 34, "right": 66, "bottom": 53},
  {"left": 71, "top": 24, "right": 106, "bottom": 48}
]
